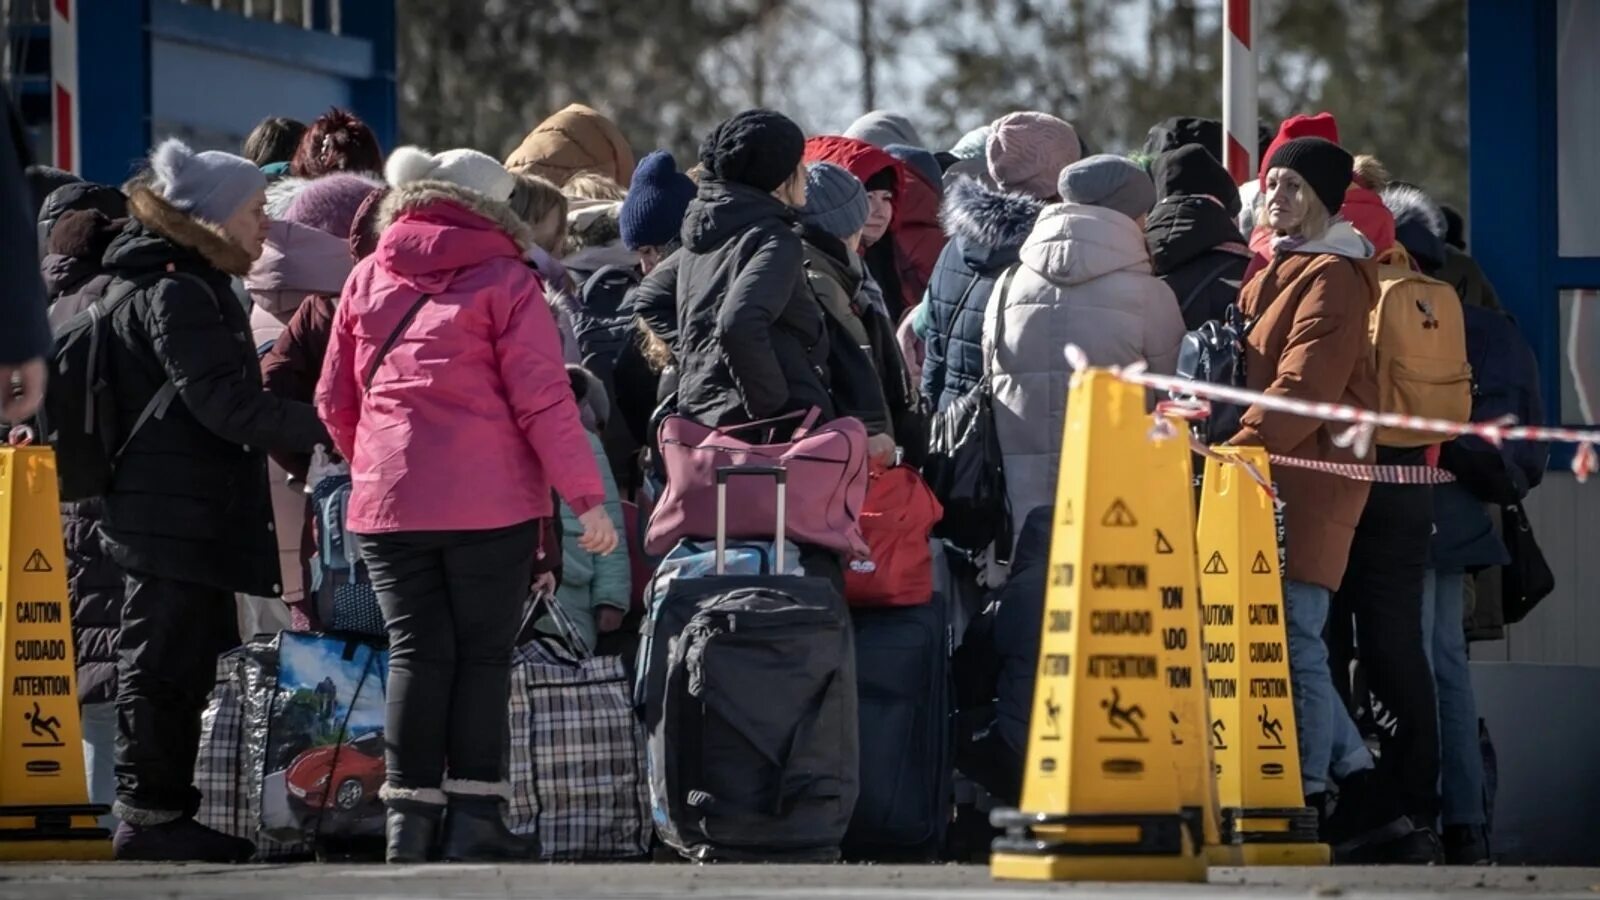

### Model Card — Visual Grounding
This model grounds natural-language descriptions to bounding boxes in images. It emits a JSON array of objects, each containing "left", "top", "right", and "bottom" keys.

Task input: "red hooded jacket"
[{"left": 803, "top": 136, "right": 944, "bottom": 318}]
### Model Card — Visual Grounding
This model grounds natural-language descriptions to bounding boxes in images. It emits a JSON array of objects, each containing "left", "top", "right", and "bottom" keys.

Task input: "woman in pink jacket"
[{"left": 316, "top": 146, "right": 617, "bottom": 864}]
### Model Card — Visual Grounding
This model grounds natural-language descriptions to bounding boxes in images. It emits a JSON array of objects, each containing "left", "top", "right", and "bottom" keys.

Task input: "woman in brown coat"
[{"left": 1229, "top": 137, "right": 1425, "bottom": 860}]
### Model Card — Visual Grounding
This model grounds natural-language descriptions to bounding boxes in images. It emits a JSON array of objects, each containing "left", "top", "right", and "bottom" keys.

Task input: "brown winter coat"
[{"left": 1230, "top": 243, "right": 1380, "bottom": 592}]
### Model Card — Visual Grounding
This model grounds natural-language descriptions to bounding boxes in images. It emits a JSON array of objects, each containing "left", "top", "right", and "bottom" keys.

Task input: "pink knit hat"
[
  {"left": 986, "top": 112, "right": 1081, "bottom": 200},
  {"left": 283, "top": 172, "right": 384, "bottom": 241}
]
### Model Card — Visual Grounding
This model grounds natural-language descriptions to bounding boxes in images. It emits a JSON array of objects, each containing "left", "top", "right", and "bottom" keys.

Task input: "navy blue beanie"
[{"left": 620, "top": 151, "right": 696, "bottom": 250}]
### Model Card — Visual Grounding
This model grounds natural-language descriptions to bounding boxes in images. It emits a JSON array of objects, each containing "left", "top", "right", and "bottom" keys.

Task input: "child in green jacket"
[{"left": 537, "top": 366, "right": 630, "bottom": 651}]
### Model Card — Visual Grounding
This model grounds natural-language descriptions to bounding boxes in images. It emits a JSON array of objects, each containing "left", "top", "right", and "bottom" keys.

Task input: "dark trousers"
[
  {"left": 1328, "top": 478, "right": 1441, "bottom": 820},
  {"left": 115, "top": 571, "right": 239, "bottom": 816},
  {"left": 357, "top": 520, "right": 537, "bottom": 790}
]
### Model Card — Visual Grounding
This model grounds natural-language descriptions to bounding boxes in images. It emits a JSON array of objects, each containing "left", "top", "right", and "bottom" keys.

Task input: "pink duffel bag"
[{"left": 646, "top": 408, "right": 870, "bottom": 559}]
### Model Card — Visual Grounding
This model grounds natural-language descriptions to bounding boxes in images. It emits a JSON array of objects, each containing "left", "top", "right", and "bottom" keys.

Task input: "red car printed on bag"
[{"left": 285, "top": 730, "right": 385, "bottom": 813}]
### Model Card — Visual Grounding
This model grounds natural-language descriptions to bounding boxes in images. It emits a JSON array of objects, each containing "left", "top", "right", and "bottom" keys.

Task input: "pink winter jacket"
[{"left": 316, "top": 182, "right": 605, "bottom": 534}]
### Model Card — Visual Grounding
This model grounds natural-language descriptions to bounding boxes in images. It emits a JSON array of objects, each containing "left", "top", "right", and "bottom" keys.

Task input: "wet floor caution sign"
[
  {"left": 1146, "top": 420, "right": 1230, "bottom": 866},
  {"left": 0, "top": 447, "right": 111, "bottom": 859},
  {"left": 1196, "top": 448, "right": 1328, "bottom": 866},
  {"left": 989, "top": 371, "right": 1204, "bottom": 882}
]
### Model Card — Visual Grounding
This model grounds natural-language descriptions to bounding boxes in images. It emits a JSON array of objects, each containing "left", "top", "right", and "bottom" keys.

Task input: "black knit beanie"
[
  {"left": 699, "top": 109, "right": 806, "bottom": 193},
  {"left": 1266, "top": 137, "right": 1353, "bottom": 217}
]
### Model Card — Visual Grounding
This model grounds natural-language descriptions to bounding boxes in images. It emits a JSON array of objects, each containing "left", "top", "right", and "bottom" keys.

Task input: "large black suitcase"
[
  {"left": 645, "top": 466, "right": 859, "bottom": 861},
  {"left": 844, "top": 598, "right": 954, "bottom": 859}
]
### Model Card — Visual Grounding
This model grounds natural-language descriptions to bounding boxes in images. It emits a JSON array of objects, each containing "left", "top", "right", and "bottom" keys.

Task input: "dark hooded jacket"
[
  {"left": 1146, "top": 145, "right": 1251, "bottom": 330},
  {"left": 921, "top": 176, "right": 1045, "bottom": 413},
  {"left": 674, "top": 180, "right": 833, "bottom": 427},
  {"left": 41, "top": 205, "right": 129, "bottom": 706},
  {"left": 99, "top": 186, "right": 328, "bottom": 596}
]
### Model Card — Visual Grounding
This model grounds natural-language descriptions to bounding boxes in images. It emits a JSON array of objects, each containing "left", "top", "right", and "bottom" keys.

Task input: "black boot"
[
  {"left": 381, "top": 785, "right": 447, "bottom": 864},
  {"left": 1443, "top": 824, "right": 1490, "bottom": 865},
  {"left": 1324, "top": 770, "right": 1416, "bottom": 864},
  {"left": 439, "top": 783, "right": 537, "bottom": 862},
  {"left": 112, "top": 815, "right": 255, "bottom": 863}
]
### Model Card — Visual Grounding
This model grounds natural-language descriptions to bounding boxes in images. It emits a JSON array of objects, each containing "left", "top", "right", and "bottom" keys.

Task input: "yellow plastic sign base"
[
  {"left": 0, "top": 448, "right": 113, "bottom": 859},
  {"left": 0, "top": 833, "right": 112, "bottom": 861},
  {"left": 1205, "top": 843, "right": 1244, "bottom": 866},
  {"left": 992, "top": 847, "right": 1208, "bottom": 882},
  {"left": 991, "top": 370, "right": 1203, "bottom": 884}
]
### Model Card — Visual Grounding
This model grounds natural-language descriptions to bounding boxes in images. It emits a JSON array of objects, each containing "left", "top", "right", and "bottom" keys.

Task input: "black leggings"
[{"left": 357, "top": 520, "right": 537, "bottom": 790}]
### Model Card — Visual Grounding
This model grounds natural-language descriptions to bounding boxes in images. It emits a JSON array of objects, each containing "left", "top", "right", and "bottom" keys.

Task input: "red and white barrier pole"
[
  {"left": 49, "top": 0, "right": 80, "bottom": 174},
  {"left": 1222, "top": 0, "right": 1256, "bottom": 184}
]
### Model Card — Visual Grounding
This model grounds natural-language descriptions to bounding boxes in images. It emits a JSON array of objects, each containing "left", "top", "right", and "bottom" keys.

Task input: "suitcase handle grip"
[{"left": 714, "top": 465, "right": 787, "bottom": 574}]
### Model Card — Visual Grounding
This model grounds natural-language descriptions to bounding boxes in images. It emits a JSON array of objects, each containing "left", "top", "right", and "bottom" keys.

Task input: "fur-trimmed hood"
[
  {"left": 108, "top": 186, "right": 256, "bottom": 277},
  {"left": 939, "top": 175, "right": 1046, "bottom": 271},
  {"left": 375, "top": 180, "right": 533, "bottom": 250},
  {"left": 1382, "top": 184, "right": 1448, "bottom": 270},
  {"left": 371, "top": 180, "right": 534, "bottom": 293}
]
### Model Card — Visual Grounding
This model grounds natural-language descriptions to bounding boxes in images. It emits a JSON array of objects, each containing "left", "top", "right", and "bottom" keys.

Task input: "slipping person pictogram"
[
  {"left": 1101, "top": 687, "right": 1146, "bottom": 741},
  {"left": 1257, "top": 704, "right": 1284, "bottom": 748},
  {"left": 26, "top": 701, "right": 62, "bottom": 744}
]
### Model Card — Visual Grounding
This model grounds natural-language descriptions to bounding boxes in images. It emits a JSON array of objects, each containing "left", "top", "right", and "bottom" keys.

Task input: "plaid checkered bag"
[
  {"left": 507, "top": 594, "right": 651, "bottom": 860},
  {"left": 194, "top": 644, "right": 311, "bottom": 860}
]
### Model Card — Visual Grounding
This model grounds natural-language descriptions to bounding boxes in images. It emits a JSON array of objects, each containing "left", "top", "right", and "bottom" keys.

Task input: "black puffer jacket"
[
  {"left": 1144, "top": 195, "right": 1250, "bottom": 331},
  {"left": 99, "top": 186, "right": 328, "bottom": 596},
  {"left": 674, "top": 180, "right": 832, "bottom": 427}
]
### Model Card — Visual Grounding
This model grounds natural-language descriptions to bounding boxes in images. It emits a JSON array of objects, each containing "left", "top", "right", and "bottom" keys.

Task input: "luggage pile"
[{"left": 197, "top": 405, "right": 978, "bottom": 863}]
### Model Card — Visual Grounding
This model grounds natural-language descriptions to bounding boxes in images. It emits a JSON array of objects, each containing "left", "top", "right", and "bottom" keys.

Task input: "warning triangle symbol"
[
  {"left": 1202, "top": 551, "right": 1228, "bottom": 575},
  {"left": 22, "top": 549, "right": 51, "bottom": 573},
  {"left": 1155, "top": 529, "right": 1174, "bottom": 554},
  {"left": 1101, "top": 498, "right": 1137, "bottom": 527},
  {"left": 1251, "top": 551, "right": 1274, "bottom": 575}
]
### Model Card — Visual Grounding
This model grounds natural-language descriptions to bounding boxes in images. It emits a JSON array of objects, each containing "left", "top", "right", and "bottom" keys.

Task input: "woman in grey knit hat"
[{"left": 99, "top": 138, "right": 328, "bottom": 862}]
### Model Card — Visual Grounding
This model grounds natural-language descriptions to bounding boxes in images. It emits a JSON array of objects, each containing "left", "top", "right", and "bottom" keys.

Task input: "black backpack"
[
  {"left": 1174, "top": 303, "right": 1254, "bottom": 445},
  {"left": 43, "top": 271, "right": 212, "bottom": 502}
]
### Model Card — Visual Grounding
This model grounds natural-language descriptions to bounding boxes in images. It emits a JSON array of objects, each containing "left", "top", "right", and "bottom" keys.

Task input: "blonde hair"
[
  {"left": 562, "top": 172, "right": 627, "bottom": 202},
  {"left": 1293, "top": 182, "right": 1332, "bottom": 239},
  {"left": 636, "top": 319, "right": 673, "bottom": 373},
  {"left": 1352, "top": 154, "right": 1390, "bottom": 192}
]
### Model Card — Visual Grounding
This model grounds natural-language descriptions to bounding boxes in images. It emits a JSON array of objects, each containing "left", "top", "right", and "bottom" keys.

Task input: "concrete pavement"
[{"left": 0, "top": 864, "right": 1597, "bottom": 899}]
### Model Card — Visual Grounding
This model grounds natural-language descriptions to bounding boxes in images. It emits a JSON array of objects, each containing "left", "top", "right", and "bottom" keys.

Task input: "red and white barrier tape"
[{"left": 1068, "top": 343, "right": 1600, "bottom": 483}]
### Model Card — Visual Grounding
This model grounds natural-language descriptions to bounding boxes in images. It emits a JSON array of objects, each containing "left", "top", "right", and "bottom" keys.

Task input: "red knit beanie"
[{"left": 1258, "top": 112, "right": 1340, "bottom": 189}]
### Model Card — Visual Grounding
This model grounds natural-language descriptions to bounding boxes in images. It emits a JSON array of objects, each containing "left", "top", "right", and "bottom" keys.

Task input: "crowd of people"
[{"left": 0, "top": 95, "right": 1538, "bottom": 867}]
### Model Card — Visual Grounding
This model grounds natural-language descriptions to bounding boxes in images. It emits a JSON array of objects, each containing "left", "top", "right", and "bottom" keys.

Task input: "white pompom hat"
[{"left": 385, "top": 146, "right": 515, "bottom": 203}]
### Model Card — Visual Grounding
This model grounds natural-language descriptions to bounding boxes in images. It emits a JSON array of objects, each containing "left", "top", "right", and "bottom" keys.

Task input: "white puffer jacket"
[{"left": 984, "top": 202, "right": 1185, "bottom": 544}]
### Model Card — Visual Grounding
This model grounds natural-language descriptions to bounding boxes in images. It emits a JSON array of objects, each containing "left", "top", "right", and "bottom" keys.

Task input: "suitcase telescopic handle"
[{"left": 715, "top": 465, "right": 787, "bottom": 574}]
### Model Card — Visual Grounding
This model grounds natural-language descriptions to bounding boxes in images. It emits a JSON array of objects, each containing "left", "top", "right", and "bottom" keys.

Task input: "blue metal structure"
[
  {"left": 1468, "top": 0, "right": 1600, "bottom": 464},
  {"left": 14, "top": 0, "right": 395, "bottom": 185}
]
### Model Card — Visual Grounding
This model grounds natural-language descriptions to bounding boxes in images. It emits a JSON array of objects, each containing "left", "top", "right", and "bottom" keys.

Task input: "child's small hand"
[
  {"left": 597, "top": 607, "right": 625, "bottom": 634},
  {"left": 577, "top": 507, "right": 620, "bottom": 555}
]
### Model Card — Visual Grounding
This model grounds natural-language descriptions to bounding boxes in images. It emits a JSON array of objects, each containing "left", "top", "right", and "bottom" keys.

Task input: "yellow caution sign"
[
  {"left": 1145, "top": 421, "right": 1231, "bottom": 867},
  {"left": 1196, "top": 448, "right": 1328, "bottom": 866},
  {"left": 990, "top": 370, "right": 1204, "bottom": 883},
  {"left": 0, "top": 447, "right": 111, "bottom": 859}
]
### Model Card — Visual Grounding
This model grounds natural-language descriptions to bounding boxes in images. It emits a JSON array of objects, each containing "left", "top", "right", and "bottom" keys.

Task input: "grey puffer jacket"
[{"left": 985, "top": 203, "right": 1184, "bottom": 540}]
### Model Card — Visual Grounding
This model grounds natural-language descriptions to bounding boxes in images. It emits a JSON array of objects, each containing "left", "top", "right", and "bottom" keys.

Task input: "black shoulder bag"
[{"left": 923, "top": 266, "right": 1016, "bottom": 560}]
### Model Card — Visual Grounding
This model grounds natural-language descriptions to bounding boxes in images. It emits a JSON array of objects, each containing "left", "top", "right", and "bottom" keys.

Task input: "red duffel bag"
[
  {"left": 646, "top": 408, "right": 870, "bottom": 559},
  {"left": 845, "top": 463, "right": 944, "bottom": 607}
]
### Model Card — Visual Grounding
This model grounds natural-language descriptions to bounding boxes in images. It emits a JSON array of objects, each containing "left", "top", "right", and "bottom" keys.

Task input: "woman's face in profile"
[{"left": 1264, "top": 168, "right": 1308, "bottom": 233}]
